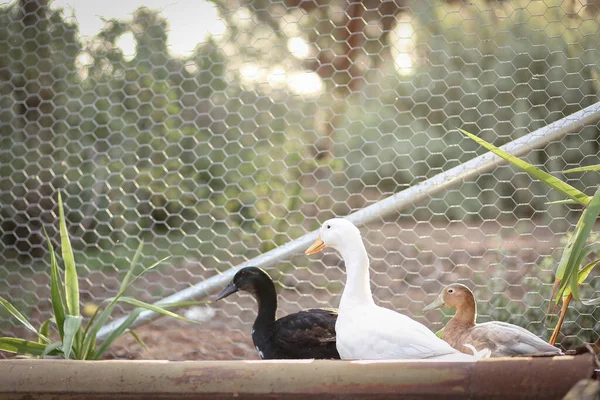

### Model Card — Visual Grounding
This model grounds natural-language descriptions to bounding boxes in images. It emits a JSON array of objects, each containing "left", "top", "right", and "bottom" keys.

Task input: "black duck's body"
[{"left": 216, "top": 267, "right": 340, "bottom": 360}]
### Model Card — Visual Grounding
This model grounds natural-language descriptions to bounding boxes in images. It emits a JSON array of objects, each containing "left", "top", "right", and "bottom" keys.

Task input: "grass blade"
[
  {"left": 557, "top": 187, "right": 600, "bottom": 301},
  {"left": 112, "top": 296, "right": 200, "bottom": 324},
  {"left": 578, "top": 242, "right": 600, "bottom": 259},
  {"left": 158, "top": 300, "right": 210, "bottom": 308},
  {"left": 547, "top": 279, "right": 561, "bottom": 315},
  {"left": 93, "top": 308, "right": 143, "bottom": 359},
  {"left": 62, "top": 315, "right": 82, "bottom": 359},
  {"left": 39, "top": 319, "right": 51, "bottom": 345},
  {"left": 86, "top": 298, "right": 206, "bottom": 358},
  {"left": 120, "top": 241, "right": 144, "bottom": 292},
  {"left": 75, "top": 329, "right": 84, "bottom": 357},
  {"left": 128, "top": 329, "right": 148, "bottom": 350},
  {"left": 545, "top": 199, "right": 579, "bottom": 205},
  {"left": 563, "top": 164, "right": 600, "bottom": 174},
  {"left": 112, "top": 296, "right": 198, "bottom": 324},
  {"left": 44, "top": 228, "right": 66, "bottom": 338},
  {"left": 555, "top": 216, "right": 584, "bottom": 283},
  {"left": 562, "top": 258, "right": 600, "bottom": 300},
  {"left": 85, "top": 335, "right": 97, "bottom": 359},
  {"left": 115, "top": 256, "right": 171, "bottom": 299},
  {"left": 58, "top": 192, "right": 79, "bottom": 317},
  {"left": 41, "top": 341, "right": 63, "bottom": 358},
  {"left": 81, "top": 256, "right": 170, "bottom": 354},
  {"left": 81, "top": 301, "right": 119, "bottom": 357},
  {"left": 83, "top": 302, "right": 104, "bottom": 338},
  {"left": 0, "top": 297, "right": 49, "bottom": 343},
  {"left": 458, "top": 129, "right": 590, "bottom": 206},
  {"left": 0, "top": 337, "right": 59, "bottom": 356}
]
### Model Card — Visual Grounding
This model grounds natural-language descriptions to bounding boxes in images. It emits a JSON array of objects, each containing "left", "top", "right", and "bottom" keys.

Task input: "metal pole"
[{"left": 97, "top": 100, "right": 600, "bottom": 340}]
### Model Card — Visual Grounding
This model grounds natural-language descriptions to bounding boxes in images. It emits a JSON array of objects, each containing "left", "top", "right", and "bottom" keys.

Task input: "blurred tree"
[
  {"left": 1, "top": 0, "right": 599, "bottom": 266},
  {"left": 1, "top": 0, "right": 80, "bottom": 259}
]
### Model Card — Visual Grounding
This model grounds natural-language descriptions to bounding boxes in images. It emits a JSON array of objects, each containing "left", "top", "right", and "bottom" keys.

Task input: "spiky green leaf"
[
  {"left": 85, "top": 335, "right": 97, "bottom": 359},
  {"left": 458, "top": 129, "right": 590, "bottom": 206},
  {"left": 120, "top": 241, "right": 144, "bottom": 292},
  {"left": 81, "top": 256, "right": 170, "bottom": 355},
  {"left": 563, "top": 164, "right": 600, "bottom": 174},
  {"left": 93, "top": 308, "right": 143, "bottom": 359},
  {"left": 0, "top": 297, "right": 49, "bottom": 343},
  {"left": 0, "top": 337, "right": 59, "bottom": 356},
  {"left": 39, "top": 319, "right": 51, "bottom": 345},
  {"left": 41, "top": 341, "right": 63, "bottom": 358},
  {"left": 555, "top": 217, "right": 584, "bottom": 282},
  {"left": 112, "top": 297, "right": 199, "bottom": 324},
  {"left": 545, "top": 199, "right": 579, "bottom": 205},
  {"left": 159, "top": 300, "right": 210, "bottom": 309},
  {"left": 556, "top": 187, "right": 600, "bottom": 302},
  {"left": 115, "top": 256, "right": 171, "bottom": 299},
  {"left": 562, "top": 258, "right": 600, "bottom": 300},
  {"left": 58, "top": 192, "right": 79, "bottom": 317},
  {"left": 128, "top": 330, "right": 148, "bottom": 350},
  {"left": 62, "top": 315, "right": 82, "bottom": 359},
  {"left": 44, "top": 228, "right": 66, "bottom": 338}
]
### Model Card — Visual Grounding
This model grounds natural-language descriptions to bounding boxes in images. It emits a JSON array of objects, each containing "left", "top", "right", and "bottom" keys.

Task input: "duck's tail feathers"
[{"left": 464, "top": 344, "right": 491, "bottom": 359}]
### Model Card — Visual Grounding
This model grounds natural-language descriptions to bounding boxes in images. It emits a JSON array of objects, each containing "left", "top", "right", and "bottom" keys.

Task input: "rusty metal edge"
[{"left": 0, "top": 354, "right": 594, "bottom": 399}]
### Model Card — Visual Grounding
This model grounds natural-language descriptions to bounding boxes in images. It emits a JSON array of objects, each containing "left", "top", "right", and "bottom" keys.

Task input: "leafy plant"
[
  {"left": 0, "top": 192, "right": 202, "bottom": 359},
  {"left": 459, "top": 129, "right": 600, "bottom": 345}
]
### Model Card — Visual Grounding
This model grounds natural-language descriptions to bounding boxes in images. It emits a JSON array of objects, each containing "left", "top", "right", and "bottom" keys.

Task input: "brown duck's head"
[{"left": 423, "top": 283, "right": 474, "bottom": 311}]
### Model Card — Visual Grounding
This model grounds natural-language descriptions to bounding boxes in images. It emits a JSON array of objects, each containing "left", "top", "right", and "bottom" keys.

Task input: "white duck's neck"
[{"left": 336, "top": 236, "right": 375, "bottom": 309}]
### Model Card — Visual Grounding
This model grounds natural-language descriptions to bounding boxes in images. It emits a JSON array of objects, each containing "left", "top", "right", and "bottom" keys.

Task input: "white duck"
[{"left": 305, "top": 218, "right": 488, "bottom": 361}]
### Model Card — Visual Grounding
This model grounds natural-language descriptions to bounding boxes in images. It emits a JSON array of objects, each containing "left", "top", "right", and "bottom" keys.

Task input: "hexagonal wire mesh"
[{"left": 1, "top": 0, "right": 600, "bottom": 360}]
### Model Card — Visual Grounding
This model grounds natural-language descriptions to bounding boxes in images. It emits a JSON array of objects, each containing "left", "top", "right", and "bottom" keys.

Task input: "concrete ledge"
[{"left": 0, "top": 353, "right": 595, "bottom": 400}]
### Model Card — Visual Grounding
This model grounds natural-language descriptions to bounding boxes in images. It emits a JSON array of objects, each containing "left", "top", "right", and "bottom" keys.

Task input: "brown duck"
[{"left": 423, "top": 283, "right": 563, "bottom": 357}]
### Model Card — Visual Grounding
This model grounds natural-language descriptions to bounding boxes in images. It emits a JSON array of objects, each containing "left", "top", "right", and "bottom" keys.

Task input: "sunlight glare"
[
  {"left": 394, "top": 54, "right": 413, "bottom": 76},
  {"left": 288, "top": 72, "right": 323, "bottom": 95},
  {"left": 268, "top": 66, "right": 287, "bottom": 87},
  {"left": 390, "top": 15, "right": 415, "bottom": 76},
  {"left": 115, "top": 32, "right": 136, "bottom": 62},
  {"left": 287, "top": 37, "right": 310, "bottom": 59},
  {"left": 75, "top": 51, "right": 92, "bottom": 80},
  {"left": 240, "top": 64, "right": 262, "bottom": 83}
]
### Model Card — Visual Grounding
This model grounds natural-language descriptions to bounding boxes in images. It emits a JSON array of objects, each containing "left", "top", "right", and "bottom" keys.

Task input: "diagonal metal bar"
[{"left": 97, "top": 100, "right": 600, "bottom": 341}]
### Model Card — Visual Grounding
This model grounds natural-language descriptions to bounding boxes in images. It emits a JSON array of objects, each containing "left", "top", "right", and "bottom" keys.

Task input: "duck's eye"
[
  {"left": 447, "top": 288, "right": 455, "bottom": 294},
  {"left": 326, "top": 224, "right": 331, "bottom": 229}
]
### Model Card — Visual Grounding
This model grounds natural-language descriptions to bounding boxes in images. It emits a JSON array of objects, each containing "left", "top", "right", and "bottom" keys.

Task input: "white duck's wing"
[
  {"left": 353, "top": 306, "right": 476, "bottom": 360},
  {"left": 472, "top": 322, "right": 562, "bottom": 357}
]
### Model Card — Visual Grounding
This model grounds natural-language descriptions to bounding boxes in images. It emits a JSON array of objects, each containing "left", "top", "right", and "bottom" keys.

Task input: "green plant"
[
  {"left": 459, "top": 129, "right": 600, "bottom": 345},
  {"left": 0, "top": 192, "right": 202, "bottom": 359}
]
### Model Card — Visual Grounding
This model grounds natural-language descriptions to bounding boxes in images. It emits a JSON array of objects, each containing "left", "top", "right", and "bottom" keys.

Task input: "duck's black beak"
[{"left": 215, "top": 282, "right": 239, "bottom": 301}]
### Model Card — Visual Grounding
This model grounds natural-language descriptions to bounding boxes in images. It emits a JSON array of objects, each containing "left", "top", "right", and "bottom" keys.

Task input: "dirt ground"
[{"left": 2, "top": 219, "right": 568, "bottom": 361}]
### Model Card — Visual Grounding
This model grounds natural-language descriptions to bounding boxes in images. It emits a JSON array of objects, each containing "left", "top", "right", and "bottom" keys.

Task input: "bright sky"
[
  {"left": 47, "top": 0, "right": 325, "bottom": 94},
  {"left": 45, "top": 0, "right": 414, "bottom": 93},
  {"left": 51, "top": 0, "right": 225, "bottom": 57}
]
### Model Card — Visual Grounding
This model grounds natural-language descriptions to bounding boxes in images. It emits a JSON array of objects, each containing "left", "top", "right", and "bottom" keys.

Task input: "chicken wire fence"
[{"left": 1, "top": 0, "right": 600, "bottom": 360}]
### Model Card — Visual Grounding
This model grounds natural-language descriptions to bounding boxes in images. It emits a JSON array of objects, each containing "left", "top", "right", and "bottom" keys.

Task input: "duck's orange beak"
[{"left": 305, "top": 236, "right": 326, "bottom": 255}]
